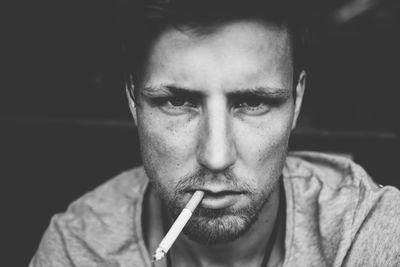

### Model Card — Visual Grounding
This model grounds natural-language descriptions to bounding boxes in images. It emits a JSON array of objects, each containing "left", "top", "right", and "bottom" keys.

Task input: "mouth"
[{"left": 188, "top": 188, "right": 243, "bottom": 209}]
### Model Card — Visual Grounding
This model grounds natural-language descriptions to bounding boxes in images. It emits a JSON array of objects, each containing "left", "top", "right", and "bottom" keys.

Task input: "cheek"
[
  {"left": 136, "top": 111, "right": 197, "bottom": 178},
  {"left": 235, "top": 110, "right": 294, "bottom": 178}
]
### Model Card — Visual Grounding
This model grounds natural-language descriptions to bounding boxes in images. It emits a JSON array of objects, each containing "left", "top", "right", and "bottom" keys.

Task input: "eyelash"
[
  {"left": 150, "top": 96, "right": 281, "bottom": 115},
  {"left": 153, "top": 96, "right": 198, "bottom": 108},
  {"left": 234, "top": 97, "right": 274, "bottom": 109}
]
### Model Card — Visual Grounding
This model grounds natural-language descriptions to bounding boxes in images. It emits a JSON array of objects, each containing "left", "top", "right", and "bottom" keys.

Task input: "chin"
[
  {"left": 183, "top": 213, "right": 256, "bottom": 245},
  {"left": 178, "top": 191, "right": 271, "bottom": 245}
]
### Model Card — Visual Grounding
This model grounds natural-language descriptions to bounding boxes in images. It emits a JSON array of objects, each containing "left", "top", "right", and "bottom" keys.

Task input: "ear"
[
  {"left": 125, "top": 75, "right": 138, "bottom": 125},
  {"left": 291, "top": 70, "right": 306, "bottom": 130}
]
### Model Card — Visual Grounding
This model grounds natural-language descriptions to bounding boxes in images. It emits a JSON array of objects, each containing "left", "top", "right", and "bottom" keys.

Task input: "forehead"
[{"left": 141, "top": 20, "right": 293, "bottom": 92}]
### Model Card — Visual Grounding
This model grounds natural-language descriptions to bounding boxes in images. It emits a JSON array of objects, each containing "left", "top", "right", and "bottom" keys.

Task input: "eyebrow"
[
  {"left": 141, "top": 85, "right": 291, "bottom": 99},
  {"left": 227, "top": 87, "right": 291, "bottom": 99},
  {"left": 141, "top": 85, "right": 204, "bottom": 98}
]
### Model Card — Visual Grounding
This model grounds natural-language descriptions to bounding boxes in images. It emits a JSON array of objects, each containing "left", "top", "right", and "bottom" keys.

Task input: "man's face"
[{"left": 131, "top": 20, "right": 304, "bottom": 244}]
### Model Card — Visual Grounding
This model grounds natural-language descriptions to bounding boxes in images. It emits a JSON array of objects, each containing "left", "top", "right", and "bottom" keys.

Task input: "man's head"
[
  {"left": 122, "top": 0, "right": 307, "bottom": 95},
  {"left": 123, "top": 0, "right": 306, "bottom": 244}
]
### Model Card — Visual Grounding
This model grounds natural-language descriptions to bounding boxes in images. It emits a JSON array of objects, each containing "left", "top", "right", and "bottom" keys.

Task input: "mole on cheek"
[
  {"left": 165, "top": 117, "right": 187, "bottom": 133},
  {"left": 165, "top": 122, "right": 177, "bottom": 132}
]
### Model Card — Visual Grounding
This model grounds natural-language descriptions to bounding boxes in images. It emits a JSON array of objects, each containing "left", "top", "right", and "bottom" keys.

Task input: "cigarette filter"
[{"left": 152, "top": 190, "right": 204, "bottom": 262}]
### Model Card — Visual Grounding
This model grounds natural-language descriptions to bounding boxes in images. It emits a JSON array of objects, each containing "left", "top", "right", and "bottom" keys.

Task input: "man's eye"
[
  {"left": 237, "top": 99, "right": 264, "bottom": 108},
  {"left": 150, "top": 96, "right": 198, "bottom": 114},
  {"left": 165, "top": 97, "right": 198, "bottom": 108},
  {"left": 151, "top": 96, "right": 196, "bottom": 108},
  {"left": 168, "top": 97, "right": 189, "bottom": 107},
  {"left": 234, "top": 97, "right": 272, "bottom": 115}
]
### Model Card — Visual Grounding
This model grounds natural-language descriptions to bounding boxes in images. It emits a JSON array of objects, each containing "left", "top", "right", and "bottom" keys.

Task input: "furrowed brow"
[
  {"left": 141, "top": 85, "right": 204, "bottom": 98},
  {"left": 227, "top": 87, "right": 292, "bottom": 99}
]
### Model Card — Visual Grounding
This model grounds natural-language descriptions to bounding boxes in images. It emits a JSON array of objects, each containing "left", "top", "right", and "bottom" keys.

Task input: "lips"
[{"left": 190, "top": 189, "right": 243, "bottom": 209}]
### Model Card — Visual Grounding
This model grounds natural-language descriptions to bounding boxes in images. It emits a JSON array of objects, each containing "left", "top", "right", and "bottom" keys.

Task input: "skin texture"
[{"left": 129, "top": 19, "right": 305, "bottom": 266}]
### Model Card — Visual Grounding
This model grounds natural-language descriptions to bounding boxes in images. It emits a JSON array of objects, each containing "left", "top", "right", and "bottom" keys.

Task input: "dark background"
[{"left": 2, "top": 0, "right": 399, "bottom": 265}]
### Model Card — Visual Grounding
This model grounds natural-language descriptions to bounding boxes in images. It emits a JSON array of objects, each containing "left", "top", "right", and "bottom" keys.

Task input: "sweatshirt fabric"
[{"left": 29, "top": 151, "right": 400, "bottom": 267}]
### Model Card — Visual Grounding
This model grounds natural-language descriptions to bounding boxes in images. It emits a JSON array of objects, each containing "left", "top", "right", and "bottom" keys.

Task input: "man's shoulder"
[
  {"left": 284, "top": 150, "right": 400, "bottom": 218},
  {"left": 30, "top": 166, "right": 150, "bottom": 267},
  {"left": 285, "top": 151, "right": 377, "bottom": 189},
  {"left": 56, "top": 165, "right": 149, "bottom": 235},
  {"left": 283, "top": 151, "right": 400, "bottom": 265},
  {"left": 72, "top": 166, "right": 149, "bottom": 213}
]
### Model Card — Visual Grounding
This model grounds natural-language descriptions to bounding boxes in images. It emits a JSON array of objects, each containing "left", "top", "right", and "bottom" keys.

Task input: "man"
[{"left": 30, "top": 0, "right": 400, "bottom": 266}]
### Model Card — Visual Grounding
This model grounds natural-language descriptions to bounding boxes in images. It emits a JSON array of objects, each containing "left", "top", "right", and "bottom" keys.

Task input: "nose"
[{"left": 197, "top": 99, "right": 237, "bottom": 172}]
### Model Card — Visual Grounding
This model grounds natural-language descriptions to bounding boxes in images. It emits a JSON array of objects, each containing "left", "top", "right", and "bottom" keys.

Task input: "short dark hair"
[{"left": 120, "top": 0, "right": 307, "bottom": 99}]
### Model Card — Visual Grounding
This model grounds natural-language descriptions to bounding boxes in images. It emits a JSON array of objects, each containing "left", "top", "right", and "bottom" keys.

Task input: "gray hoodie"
[{"left": 30, "top": 151, "right": 400, "bottom": 266}]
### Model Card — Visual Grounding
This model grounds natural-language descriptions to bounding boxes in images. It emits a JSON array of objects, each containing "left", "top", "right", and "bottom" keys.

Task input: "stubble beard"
[
  {"left": 179, "top": 187, "right": 276, "bottom": 245},
  {"left": 149, "top": 168, "right": 281, "bottom": 245}
]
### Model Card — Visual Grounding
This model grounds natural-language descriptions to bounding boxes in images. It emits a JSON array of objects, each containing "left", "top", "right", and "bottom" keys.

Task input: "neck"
[{"left": 171, "top": 187, "right": 284, "bottom": 267}]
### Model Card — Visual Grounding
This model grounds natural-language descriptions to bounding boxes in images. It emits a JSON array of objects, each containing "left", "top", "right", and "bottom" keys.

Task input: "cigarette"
[{"left": 152, "top": 190, "right": 205, "bottom": 262}]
